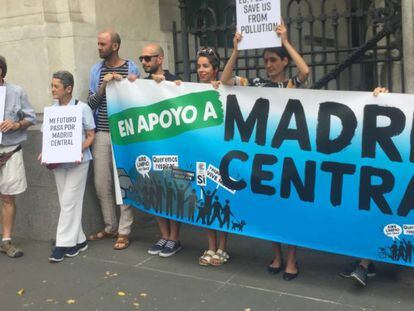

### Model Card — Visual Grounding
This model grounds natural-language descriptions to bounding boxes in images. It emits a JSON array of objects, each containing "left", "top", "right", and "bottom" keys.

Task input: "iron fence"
[{"left": 173, "top": 0, "right": 404, "bottom": 92}]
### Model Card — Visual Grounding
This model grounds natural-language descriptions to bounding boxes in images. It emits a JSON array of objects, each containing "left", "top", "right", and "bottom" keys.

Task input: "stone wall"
[{"left": 0, "top": 0, "right": 180, "bottom": 112}]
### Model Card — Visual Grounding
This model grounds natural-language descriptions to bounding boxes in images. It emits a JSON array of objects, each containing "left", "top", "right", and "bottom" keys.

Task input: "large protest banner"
[{"left": 107, "top": 79, "right": 414, "bottom": 267}]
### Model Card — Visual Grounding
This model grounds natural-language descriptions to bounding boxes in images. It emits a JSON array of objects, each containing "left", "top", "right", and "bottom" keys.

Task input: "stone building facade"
[{"left": 0, "top": 0, "right": 179, "bottom": 112}]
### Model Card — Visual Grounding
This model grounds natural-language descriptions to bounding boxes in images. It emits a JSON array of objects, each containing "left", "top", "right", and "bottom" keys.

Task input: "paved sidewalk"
[{"left": 1, "top": 214, "right": 413, "bottom": 311}]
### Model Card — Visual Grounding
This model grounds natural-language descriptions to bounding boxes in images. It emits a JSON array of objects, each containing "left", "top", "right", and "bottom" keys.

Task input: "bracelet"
[{"left": 16, "top": 121, "right": 22, "bottom": 129}]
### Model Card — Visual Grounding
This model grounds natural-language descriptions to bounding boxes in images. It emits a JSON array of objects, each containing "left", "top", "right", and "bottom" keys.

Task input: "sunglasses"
[
  {"left": 139, "top": 55, "right": 159, "bottom": 62},
  {"left": 197, "top": 48, "right": 219, "bottom": 61}
]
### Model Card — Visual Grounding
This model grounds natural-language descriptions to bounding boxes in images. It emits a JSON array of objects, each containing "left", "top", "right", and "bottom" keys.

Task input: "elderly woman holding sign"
[{"left": 40, "top": 71, "right": 95, "bottom": 262}]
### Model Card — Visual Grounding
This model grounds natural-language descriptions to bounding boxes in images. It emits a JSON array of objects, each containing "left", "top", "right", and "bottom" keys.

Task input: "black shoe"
[
  {"left": 283, "top": 271, "right": 299, "bottom": 281},
  {"left": 267, "top": 260, "right": 283, "bottom": 274},
  {"left": 350, "top": 265, "right": 368, "bottom": 287},
  {"left": 283, "top": 263, "right": 299, "bottom": 281},
  {"left": 268, "top": 265, "right": 283, "bottom": 274},
  {"left": 340, "top": 261, "right": 376, "bottom": 278}
]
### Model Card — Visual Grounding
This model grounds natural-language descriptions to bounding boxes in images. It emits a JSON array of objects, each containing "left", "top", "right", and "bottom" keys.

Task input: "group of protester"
[{"left": 0, "top": 24, "right": 392, "bottom": 287}]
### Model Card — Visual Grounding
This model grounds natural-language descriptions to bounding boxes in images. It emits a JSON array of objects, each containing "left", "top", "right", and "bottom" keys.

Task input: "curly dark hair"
[{"left": 197, "top": 47, "right": 220, "bottom": 70}]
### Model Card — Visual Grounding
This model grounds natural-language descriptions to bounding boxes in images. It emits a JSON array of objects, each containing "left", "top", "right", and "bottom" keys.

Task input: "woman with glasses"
[
  {"left": 221, "top": 22, "right": 310, "bottom": 280},
  {"left": 195, "top": 47, "right": 230, "bottom": 267}
]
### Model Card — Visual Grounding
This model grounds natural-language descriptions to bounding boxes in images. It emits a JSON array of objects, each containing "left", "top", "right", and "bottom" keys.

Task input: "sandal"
[
  {"left": 113, "top": 234, "right": 130, "bottom": 250},
  {"left": 199, "top": 250, "right": 216, "bottom": 266},
  {"left": 210, "top": 249, "right": 230, "bottom": 266},
  {"left": 87, "top": 230, "right": 117, "bottom": 241},
  {"left": 0, "top": 241, "right": 24, "bottom": 258}
]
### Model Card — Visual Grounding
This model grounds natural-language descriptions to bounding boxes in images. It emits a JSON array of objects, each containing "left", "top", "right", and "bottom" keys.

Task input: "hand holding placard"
[{"left": 275, "top": 20, "right": 288, "bottom": 43}]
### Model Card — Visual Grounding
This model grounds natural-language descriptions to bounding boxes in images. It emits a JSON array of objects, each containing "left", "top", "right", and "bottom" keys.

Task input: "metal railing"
[{"left": 173, "top": 0, "right": 404, "bottom": 92}]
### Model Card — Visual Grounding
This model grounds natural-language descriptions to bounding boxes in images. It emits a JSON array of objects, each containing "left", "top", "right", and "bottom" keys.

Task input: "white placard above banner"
[
  {"left": 41, "top": 105, "right": 82, "bottom": 164},
  {"left": 0, "top": 86, "right": 6, "bottom": 144},
  {"left": 236, "top": 0, "right": 281, "bottom": 50}
]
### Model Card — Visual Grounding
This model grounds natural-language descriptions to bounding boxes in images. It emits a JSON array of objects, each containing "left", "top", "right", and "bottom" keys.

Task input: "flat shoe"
[
  {"left": 283, "top": 263, "right": 299, "bottom": 281},
  {"left": 267, "top": 265, "right": 282, "bottom": 274},
  {"left": 199, "top": 250, "right": 215, "bottom": 266},
  {"left": 267, "top": 259, "right": 283, "bottom": 274},
  {"left": 210, "top": 249, "right": 230, "bottom": 266},
  {"left": 283, "top": 271, "right": 299, "bottom": 281}
]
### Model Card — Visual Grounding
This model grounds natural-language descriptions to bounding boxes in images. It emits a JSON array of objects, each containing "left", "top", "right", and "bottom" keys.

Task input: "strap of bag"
[{"left": 0, "top": 145, "right": 22, "bottom": 168}]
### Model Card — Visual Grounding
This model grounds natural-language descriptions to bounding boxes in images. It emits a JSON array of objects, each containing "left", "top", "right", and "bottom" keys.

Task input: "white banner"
[
  {"left": 41, "top": 105, "right": 82, "bottom": 164},
  {"left": 236, "top": 0, "right": 281, "bottom": 50}
]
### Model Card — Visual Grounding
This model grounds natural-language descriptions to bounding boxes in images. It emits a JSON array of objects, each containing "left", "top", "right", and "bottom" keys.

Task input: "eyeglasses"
[
  {"left": 139, "top": 55, "right": 159, "bottom": 62},
  {"left": 197, "top": 48, "right": 219, "bottom": 61}
]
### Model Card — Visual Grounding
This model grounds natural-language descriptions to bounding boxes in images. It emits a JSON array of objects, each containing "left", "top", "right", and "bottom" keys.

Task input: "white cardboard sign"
[
  {"left": 206, "top": 164, "right": 236, "bottom": 194},
  {"left": 41, "top": 105, "right": 82, "bottom": 164},
  {"left": 152, "top": 155, "right": 179, "bottom": 171},
  {"left": 0, "top": 86, "right": 6, "bottom": 144},
  {"left": 236, "top": 0, "right": 281, "bottom": 50},
  {"left": 196, "top": 161, "right": 207, "bottom": 186}
]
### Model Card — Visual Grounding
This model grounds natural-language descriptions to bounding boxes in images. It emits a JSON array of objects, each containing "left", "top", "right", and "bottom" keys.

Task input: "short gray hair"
[{"left": 53, "top": 70, "right": 74, "bottom": 90}]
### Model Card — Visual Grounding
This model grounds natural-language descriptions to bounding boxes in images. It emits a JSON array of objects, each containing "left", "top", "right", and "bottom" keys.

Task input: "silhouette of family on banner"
[
  {"left": 379, "top": 239, "right": 413, "bottom": 263},
  {"left": 117, "top": 167, "right": 247, "bottom": 233}
]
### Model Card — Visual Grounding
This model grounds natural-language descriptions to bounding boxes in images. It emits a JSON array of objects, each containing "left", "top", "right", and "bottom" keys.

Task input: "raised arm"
[
  {"left": 220, "top": 32, "right": 242, "bottom": 86},
  {"left": 277, "top": 22, "right": 310, "bottom": 83}
]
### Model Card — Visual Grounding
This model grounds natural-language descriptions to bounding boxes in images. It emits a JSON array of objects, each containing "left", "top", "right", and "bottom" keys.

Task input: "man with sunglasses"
[
  {"left": 136, "top": 43, "right": 183, "bottom": 257},
  {"left": 139, "top": 43, "right": 179, "bottom": 82},
  {"left": 87, "top": 30, "right": 140, "bottom": 251}
]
